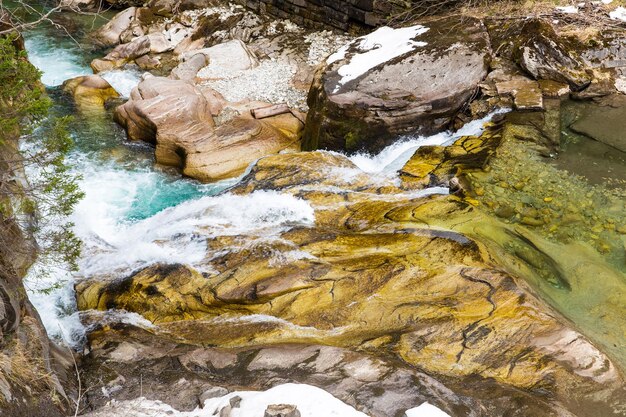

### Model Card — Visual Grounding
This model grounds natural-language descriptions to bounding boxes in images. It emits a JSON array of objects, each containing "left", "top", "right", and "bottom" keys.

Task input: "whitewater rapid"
[{"left": 22, "top": 23, "right": 504, "bottom": 347}]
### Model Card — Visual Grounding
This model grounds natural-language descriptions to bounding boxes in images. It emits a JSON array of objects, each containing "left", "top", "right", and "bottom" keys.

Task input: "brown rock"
[
  {"left": 91, "top": 36, "right": 151, "bottom": 72},
  {"left": 114, "top": 77, "right": 302, "bottom": 182},
  {"left": 91, "top": 7, "right": 137, "bottom": 47}
]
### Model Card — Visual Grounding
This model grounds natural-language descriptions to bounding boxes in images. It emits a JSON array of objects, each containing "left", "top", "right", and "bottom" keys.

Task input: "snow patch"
[
  {"left": 405, "top": 402, "right": 452, "bottom": 417},
  {"left": 610, "top": 6, "right": 626, "bottom": 20},
  {"left": 327, "top": 25, "right": 429, "bottom": 92},
  {"left": 556, "top": 5, "right": 578, "bottom": 13},
  {"left": 80, "top": 384, "right": 369, "bottom": 417}
]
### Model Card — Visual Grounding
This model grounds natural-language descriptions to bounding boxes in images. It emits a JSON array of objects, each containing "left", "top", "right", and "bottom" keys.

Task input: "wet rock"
[
  {"left": 303, "top": 16, "right": 490, "bottom": 153},
  {"left": 62, "top": 75, "right": 120, "bottom": 110},
  {"left": 400, "top": 123, "right": 503, "bottom": 188},
  {"left": 264, "top": 404, "right": 301, "bottom": 417},
  {"left": 75, "top": 187, "right": 626, "bottom": 416}
]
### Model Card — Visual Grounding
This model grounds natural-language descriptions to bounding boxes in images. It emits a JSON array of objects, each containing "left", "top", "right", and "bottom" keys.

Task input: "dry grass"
[
  {"left": 388, "top": 0, "right": 626, "bottom": 36},
  {"left": 0, "top": 316, "right": 59, "bottom": 406}
]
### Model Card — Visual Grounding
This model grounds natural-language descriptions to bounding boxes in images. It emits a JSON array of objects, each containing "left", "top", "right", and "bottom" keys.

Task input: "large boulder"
[
  {"left": 303, "top": 16, "right": 490, "bottom": 153},
  {"left": 183, "top": 114, "right": 302, "bottom": 182},
  {"left": 113, "top": 75, "right": 214, "bottom": 149},
  {"left": 62, "top": 75, "right": 120, "bottom": 110},
  {"left": 91, "top": 24, "right": 190, "bottom": 72},
  {"left": 91, "top": 36, "right": 151, "bottom": 72},
  {"left": 114, "top": 77, "right": 302, "bottom": 181},
  {"left": 188, "top": 39, "right": 259, "bottom": 77},
  {"left": 91, "top": 7, "right": 138, "bottom": 47},
  {"left": 515, "top": 19, "right": 591, "bottom": 91}
]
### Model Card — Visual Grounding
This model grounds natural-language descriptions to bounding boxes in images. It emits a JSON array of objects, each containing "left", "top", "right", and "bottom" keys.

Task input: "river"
[{"left": 21, "top": 13, "right": 501, "bottom": 348}]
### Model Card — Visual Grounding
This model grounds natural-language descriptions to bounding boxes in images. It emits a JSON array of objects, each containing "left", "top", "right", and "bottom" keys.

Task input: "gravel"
[
  {"left": 201, "top": 59, "right": 307, "bottom": 110},
  {"left": 305, "top": 30, "right": 351, "bottom": 66}
]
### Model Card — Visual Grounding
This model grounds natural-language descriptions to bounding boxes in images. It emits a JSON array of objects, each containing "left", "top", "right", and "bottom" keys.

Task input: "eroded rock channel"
[{"left": 4, "top": 0, "right": 626, "bottom": 416}]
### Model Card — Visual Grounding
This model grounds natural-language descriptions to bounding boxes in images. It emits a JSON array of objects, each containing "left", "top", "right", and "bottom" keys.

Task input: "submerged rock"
[
  {"left": 303, "top": 17, "right": 490, "bottom": 153},
  {"left": 569, "top": 94, "right": 626, "bottom": 152}
]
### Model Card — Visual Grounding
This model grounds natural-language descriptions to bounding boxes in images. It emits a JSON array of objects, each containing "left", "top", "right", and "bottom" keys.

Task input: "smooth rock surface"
[
  {"left": 114, "top": 77, "right": 302, "bottom": 181},
  {"left": 569, "top": 94, "right": 626, "bottom": 152},
  {"left": 62, "top": 75, "right": 120, "bottom": 110}
]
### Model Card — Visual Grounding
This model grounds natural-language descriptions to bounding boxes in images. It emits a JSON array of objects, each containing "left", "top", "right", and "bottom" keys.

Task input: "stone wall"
[{"left": 238, "top": 0, "right": 405, "bottom": 30}]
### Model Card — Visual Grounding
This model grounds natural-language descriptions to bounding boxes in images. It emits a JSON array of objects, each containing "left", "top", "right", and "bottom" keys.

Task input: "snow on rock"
[
  {"left": 610, "top": 6, "right": 626, "bottom": 20},
  {"left": 79, "top": 384, "right": 368, "bottom": 417},
  {"left": 327, "top": 25, "right": 429, "bottom": 90},
  {"left": 405, "top": 403, "right": 452, "bottom": 417}
]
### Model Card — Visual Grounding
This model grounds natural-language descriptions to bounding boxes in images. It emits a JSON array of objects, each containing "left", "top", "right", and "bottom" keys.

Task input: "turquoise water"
[{"left": 21, "top": 13, "right": 229, "bottom": 343}]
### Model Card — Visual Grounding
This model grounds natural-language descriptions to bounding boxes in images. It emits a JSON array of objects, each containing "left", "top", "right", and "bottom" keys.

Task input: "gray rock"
[
  {"left": 199, "top": 386, "right": 229, "bottom": 405},
  {"left": 264, "top": 404, "right": 301, "bottom": 417},
  {"left": 230, "top": 395, "right": 242, "bottom": 408},
  {"left": 302, "top": 16, "right": 490, "bottom": 153},
  {"left": 516, "top": 19, "right": 591, "bottom": 91}
]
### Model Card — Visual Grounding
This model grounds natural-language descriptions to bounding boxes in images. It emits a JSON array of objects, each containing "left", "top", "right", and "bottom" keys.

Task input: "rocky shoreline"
[{"left": 3, "top": 0, "right": 626, "bottom": 416}]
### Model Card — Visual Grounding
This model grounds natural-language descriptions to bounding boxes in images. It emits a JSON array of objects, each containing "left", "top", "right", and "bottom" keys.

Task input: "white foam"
[
  {"left": 100, "top": 67, "right": 144, "bottom": 98},
  {"left": 24, "top": 34, "right": 90, "bottom": 87},
  {"left": 327, "top": 25, "right": 429, "bottom": 91},
  {"left": 75, "top": 189, "right": 315, "bottom": 277},
  {"left": 347, "top": 109, "right": 508, "bottom": 175},
  {"left": 25, "top": 271, "right": 84, "bottom": 344}
]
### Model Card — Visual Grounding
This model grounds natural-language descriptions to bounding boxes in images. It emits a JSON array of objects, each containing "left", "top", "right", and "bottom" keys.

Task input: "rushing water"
[
  {"left": 20, "top": 13, "right": 502, "bottom": 347},
  {"left": 21, "top": 18, "right": 233, "bottom": 344}
]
